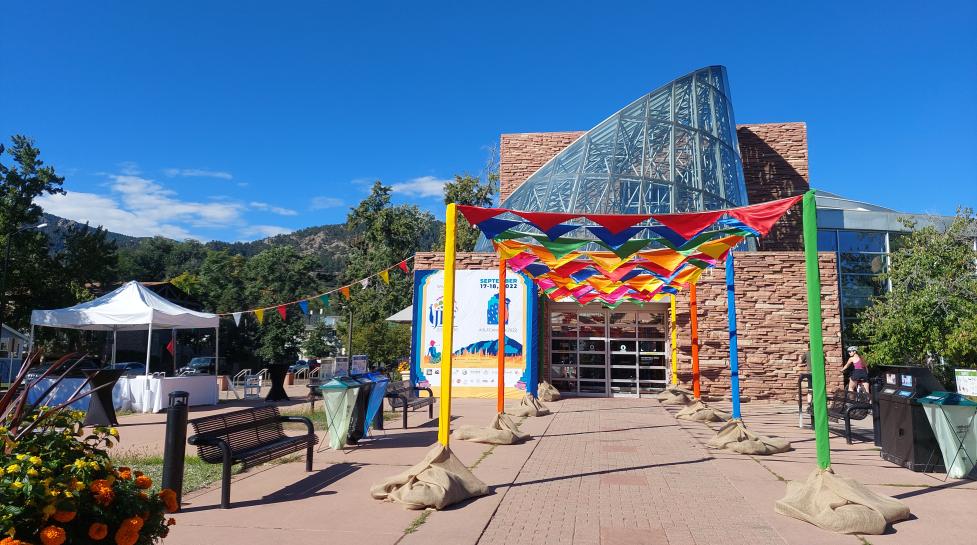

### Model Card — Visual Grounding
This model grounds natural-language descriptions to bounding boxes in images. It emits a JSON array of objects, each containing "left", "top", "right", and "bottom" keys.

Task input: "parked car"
[
  {"left": 177, "top": 357, "right": 225, "bottom": 376},
  {"left": 288, "top": 361, "right": 309, "bottom": 374},
  {"left": 24, "top": 359, "right": 102, "bottom": 381},
  {"left": 108, "top": 362, "right": 147, "bottom": 376}
]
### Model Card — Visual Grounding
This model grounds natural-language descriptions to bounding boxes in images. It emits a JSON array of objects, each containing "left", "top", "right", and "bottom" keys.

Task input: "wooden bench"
[
  {"left": 826, "top": 389, "right": 872, "bottom": 444},
  {"left": 385, "top": 380, "right": 435, "bottom": 429},
  {"left": 187, "top": 406, "right": 317, "bottom": 508}
]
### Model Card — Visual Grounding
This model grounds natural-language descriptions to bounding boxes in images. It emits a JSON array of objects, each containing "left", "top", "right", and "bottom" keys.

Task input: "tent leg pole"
[
  {"left": 145, "top": 325, "right": 153, "bottom": 377},
  {"left": 497, "top": 257, "right": 506, "bottom": 414},
  {"left": 690, "top": 284, "right": 701, "bottom": 399},
  {"left": 803, "top": 190, "right": 831, "bottom": 470},
  {"left": 726, "top": 252, "right": 741, "bottom": 419},
  {"left": 112, "top": 328, "right": 117, "bottom": 365},
  {"left": 215, "top": 325, "right": 221, "bottom": 399},
  {"left": 438, "top": 203, "right": 458, "bottom": 447}
]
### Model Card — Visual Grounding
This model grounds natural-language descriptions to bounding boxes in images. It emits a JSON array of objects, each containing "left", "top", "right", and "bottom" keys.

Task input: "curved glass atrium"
[{"left": 503, "top": 65, "right": 747, "bottom": 216}]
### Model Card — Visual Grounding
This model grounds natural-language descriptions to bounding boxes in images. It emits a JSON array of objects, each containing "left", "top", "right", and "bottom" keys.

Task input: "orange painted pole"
[
  {"left": 690, "top": 283, "right": 701, "bottom": 399},
  {"left": 497, "top": 257, "right": 507, "bottom": 414}
]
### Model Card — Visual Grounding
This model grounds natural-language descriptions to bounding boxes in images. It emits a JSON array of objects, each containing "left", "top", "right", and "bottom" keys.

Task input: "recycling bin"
[
  {"left": 918, "top": 392, "right": 977, "bottom": 479},
  {"left": 319, "top": 377, "right": 361, "bottom": 450},
  {"left": 363, "top": 372, "right": 390, "bottom": 435},
  {"left": 877, "top": 365, "right": 945, "bottom": 472},
  {"left": 347, "top": 374, "right": 374, "bottom": 445}
]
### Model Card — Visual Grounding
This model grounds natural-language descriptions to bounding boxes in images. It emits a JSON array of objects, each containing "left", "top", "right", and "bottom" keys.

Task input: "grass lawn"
[{"left": 111, "top": 453, "right": 238, "bottom": 495}]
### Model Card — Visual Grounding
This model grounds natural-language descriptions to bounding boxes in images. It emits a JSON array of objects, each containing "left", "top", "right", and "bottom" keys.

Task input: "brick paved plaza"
[{"left": 113, "top": 387, "right": 975, "bottom": 545}]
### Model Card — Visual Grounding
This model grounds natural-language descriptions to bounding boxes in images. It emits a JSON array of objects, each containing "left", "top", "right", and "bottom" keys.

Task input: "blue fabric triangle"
[
  {"left": 586, "top": 226, "right": 645, "bottom": 249},
  {"left": 522, "top": 263, "right": 551, "bottom": 278},
  {"left": 298, "top": 300, "right": 309, "bottom": 315},
  {"left": 542, "top": 223, "right": 582, "bottom": 240},
  {"left": 570, "top": 268, "right": 601, "bottom": 283},
  {"left": 647, "top": 225, "right": 689, "bottom": 248},
  {"left": 478, "top": 217, "right": 523, "bottom": 240}
]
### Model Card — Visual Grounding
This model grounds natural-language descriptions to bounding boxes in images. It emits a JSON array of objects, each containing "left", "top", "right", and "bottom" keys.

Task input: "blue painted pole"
[{"left": 726, "top": 251, "right": 742, "bottom": 419}]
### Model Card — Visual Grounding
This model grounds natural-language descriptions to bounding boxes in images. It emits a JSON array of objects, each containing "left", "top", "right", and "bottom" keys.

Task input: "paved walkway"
[{"left": 115, "top": 390, "right": 975, "bottom": 545}]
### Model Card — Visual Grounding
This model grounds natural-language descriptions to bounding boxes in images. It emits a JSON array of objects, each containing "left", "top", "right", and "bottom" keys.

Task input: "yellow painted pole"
[
  {"left": 670, "top": 294, "right": 678, "bottom": 386},
  {"left": 438, "top": 204, "right": 458, "bottom": 446},
  {"left": 497, "top": 257, "right": 507, "bottom": 414}
]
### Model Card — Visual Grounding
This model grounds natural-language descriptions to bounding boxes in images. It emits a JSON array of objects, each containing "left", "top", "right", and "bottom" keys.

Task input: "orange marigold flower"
[
  {"left": 88, "top": 523, "right": 109, "bottom": 541},
  {"left": 167, "top": 518, "right": 177, "bottom": 526},
  {"left": 51, "top": 510, "right": 76, "bottom": 523},
  {"left": 89, "top": 479, "right": 115, "bottom": 506},
  {"left": 0, "top": 538, "right": 29, "bottom": 545},
  {"left": 116, "top": 467, "right": 132, "bottom": 480},
  {"left": 113, "top": 529, "right": 136, "bottom": 545},
  {"left": 159, "top": 488, "right": 179, "bottom": 513},
  {"left": 134, "top": 475, "right": 152, "bottom": 489},
  {"left": 39, "top": 525, "right": 66, "bottom": 545}
]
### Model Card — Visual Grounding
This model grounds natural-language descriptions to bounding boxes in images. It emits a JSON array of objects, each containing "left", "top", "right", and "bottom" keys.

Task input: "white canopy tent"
[{"left": 29, "top": 281, "right": 221, "bottom": 376}]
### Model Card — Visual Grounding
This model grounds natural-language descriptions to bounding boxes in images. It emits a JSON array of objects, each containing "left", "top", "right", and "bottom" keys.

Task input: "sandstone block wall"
[
  {"left": 499, "top": 132, "right": 584, "bottom": 202},
  {"left": 412, "top": 251, "right": 843, "bottom": 403}
]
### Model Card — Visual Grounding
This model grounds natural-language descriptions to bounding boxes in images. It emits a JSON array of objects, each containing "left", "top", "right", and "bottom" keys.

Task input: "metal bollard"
[{"left": 161, "top": 390, "right": 190, "bottom": 508}]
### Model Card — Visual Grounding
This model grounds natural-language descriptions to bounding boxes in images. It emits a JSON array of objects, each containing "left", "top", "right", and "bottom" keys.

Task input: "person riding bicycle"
[{"left": 842, "top": 346, "right": 871, "bottom": 396}]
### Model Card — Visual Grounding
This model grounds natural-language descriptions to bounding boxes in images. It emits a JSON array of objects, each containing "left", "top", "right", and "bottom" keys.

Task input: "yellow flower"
[
  {"left": 10, "top": 481, "right": 23, "bottom": 490},
  {"left": 73, "top": 481, "right": 84, "bottom": 491},
  {"left": 0, "top": 426, "right": 8, "bottom": 434},
  {"left": 26, "top": 468, "right": 38, "bottom": 478},
  {"left": 28, "top": 456, "right": 42, "bottom": 466},
  {"left": 88, "top": 461, "right": 99, "bottom": 470},
  {"left": 108, "top": 428, "right": 119, "bottom": 438},
  {"left": 15, "top": 454, "right": 26, "bottom": 461},
  {"left": 5, "top": 464, "right": 20, "bottom": 473},
  {"left": 0, "top": 468, "right": 5, "bottom": 477},
  {"left": 63, "top": 491, "right": 73, "bottom": 498},
  {"left": 73, "top": 460, "right": 86, "bottom": 470}
]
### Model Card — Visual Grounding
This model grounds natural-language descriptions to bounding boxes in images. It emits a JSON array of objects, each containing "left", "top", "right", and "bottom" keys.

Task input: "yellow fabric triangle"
[
  {"left": 379, "top": 270, "right": 390, "bottom": 284},
  {"left": 638, "top": 249, "right": 688, "bottom": 274},
  {"left": 672, "top": 267, "right": 704, "bottom": 286},
  {"left": 530, "top": 245, "right": 579, "bottom": 269},
  {"left": 494, "top": 240, "right": 531, "bottom": 261},
  {"left": 254, "top": 309, "right": 264, "bottom": 325},
  {"left": 697, "top": 235, "right": 744, "bottom": 259},
  {"left": 587, "top": 252, "right": 630, "bottom": 272}
]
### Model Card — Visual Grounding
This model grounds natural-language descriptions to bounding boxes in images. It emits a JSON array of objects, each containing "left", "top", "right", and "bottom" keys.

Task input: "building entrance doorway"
[{"left": 548, "top": 304, "right": 669, "bottom": 397}]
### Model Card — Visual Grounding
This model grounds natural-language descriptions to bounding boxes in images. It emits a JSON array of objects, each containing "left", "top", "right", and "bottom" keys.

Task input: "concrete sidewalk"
[{"left": 113, "top": 392, "right": 974, "bottom": 545}]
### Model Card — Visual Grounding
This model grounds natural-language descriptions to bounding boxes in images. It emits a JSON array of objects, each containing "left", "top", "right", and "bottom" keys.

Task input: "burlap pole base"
[
  {"left": 451, "top": 413, "right": 530, "bottom": 445},
  {"left": 508, "top": 393, "right": 551, "bottom": 417},
  {"left": 707, "top": 419, "right": 792, "bottom": 455},
  {"left": 370, "top": 444, "right": 489, "bottom": 510},
  {"left": 675, "top": 400, "right": 731, "bottom": 422},
  {"left": 538, "top": 381, "right": 561, "bottom": 402},
  {"left": 775, "top": 468, "right": 910, "bottom": 534},
  {"left": 657, "top": 387, "right": 696, "bottom": 406}
]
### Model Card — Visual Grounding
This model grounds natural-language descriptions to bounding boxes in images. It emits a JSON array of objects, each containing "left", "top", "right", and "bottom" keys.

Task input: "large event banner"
[{"left": 412, "top": 270, "right": 537, "bottom": 399}]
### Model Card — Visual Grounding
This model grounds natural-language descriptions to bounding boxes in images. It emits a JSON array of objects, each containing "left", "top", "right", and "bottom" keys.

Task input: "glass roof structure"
[{"left": 503, "top": 65, "right": 747, "bottom": 215}]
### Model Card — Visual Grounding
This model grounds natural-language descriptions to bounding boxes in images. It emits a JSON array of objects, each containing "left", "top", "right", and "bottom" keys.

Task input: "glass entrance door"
[{"left": 549, "top": 305, "right": 669, "bottom": 397}]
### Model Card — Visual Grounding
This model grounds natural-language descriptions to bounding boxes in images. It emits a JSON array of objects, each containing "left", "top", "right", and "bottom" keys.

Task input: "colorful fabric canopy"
[{"left": 458, "top": 195, "right": 802, "bottom": 306}]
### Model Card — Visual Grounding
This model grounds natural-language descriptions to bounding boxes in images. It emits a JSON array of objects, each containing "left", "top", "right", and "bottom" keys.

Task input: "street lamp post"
[{"left": 1, "top": 222, "right": 47, "bottom": 383}]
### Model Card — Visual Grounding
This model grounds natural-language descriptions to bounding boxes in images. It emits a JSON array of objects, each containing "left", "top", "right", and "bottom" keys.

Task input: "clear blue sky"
[{"left": 2, "top": 1, "right": 975, "bottom": 241}]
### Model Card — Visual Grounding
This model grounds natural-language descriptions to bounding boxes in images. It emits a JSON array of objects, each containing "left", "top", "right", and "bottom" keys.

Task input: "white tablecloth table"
[{"left": 122, "top": 375, "right": 219, "bottom": 413}]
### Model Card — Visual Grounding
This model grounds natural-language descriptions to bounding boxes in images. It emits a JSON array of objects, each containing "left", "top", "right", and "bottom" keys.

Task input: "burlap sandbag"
[
  {"left": 659, "top": 388, "right": 695, "bottom": 406},
  {"left": 707, "top": 419, "right": 792, "bottom": 455},
  {"left": 451, "top": 413, "right": 530, "bottom": 445},
  {"left": 370, "top": 444, "right": 489, "bottom": 510},
  {"left": 538, "top": 381, "right": 561, "bottom": 402},
  {"left": 775, "top": 468, "right": 910, "bottom": 534},
  {"left": 508, "top": 393, "right": 551, "bottom": 417},
  {"left": 675, "top": 401, "right": 731, "bottom": 422}
]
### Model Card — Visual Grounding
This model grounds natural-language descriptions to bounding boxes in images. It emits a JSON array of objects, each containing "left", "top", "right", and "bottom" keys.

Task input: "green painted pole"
[{"left": 802, "top": 190, "right": 831, "bottom": 470}]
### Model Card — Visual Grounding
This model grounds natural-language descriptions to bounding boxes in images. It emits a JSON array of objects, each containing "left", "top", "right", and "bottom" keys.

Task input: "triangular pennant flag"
[
  {"left": 476, "top": 217, "right": 523, "bottom": 240},
  {"left": 379, "top": 270, "right": 390, "bottom": 284},
  {"left": 277, "top": 305, "right": 287, "bottom": 320},
  {"left": 727, "top": 195, "right": 803, "bottom": 236},
  {"left": 398, "top": 260, "right": 409, "bottom": 273},
  {"left": 588, "top": 252, "right": 631, "bottom": 272},
  {"left": 255, "top": 308, "right": 265, "bottom": 324},
  {"left": 584, "top": 213, "right": 651, "bottom": 234},
  {"left": 530, "top": 236, "right": 589, "bottom": 259},
  {"left": 586, "top": 226, "right": 645, "bottom": 248},
  {"left": 512, "top": 210, "right": 580, "bottom": 232},
  {"left": 340, "top": 286, "right": 351, "bottom": 299},
  {"left": 552, "top": 260, "right": 590, "bottom": 277},
  {"left": 457, "top": 205, "right": 509, "bottom": 226},
  {"left": 647, "top": 225, "right": 692, "bottom": 248},
  {"left": 608, "top": 238, "right": 651, "bottom": 260},
  {"left": 298, "top": 300, "right": 309, "bottom": 315},
  {"left": 651, "top": 210, "right": 724, "bottom": 240},
  {"left": 594, "top": 261, "right": 638, "bottom": 282},
  {"left": 165, "top": 337, "right": 175, "bottom": 356},
  {"left": 569, "top": 267, "right": 601, "bottom": 283},
  {"left": 360, "top": 278, "right": 369, "bottom": 289},
  {"left": 507, "top": 252, "right": 538, "bottom": 272},
  {"left": 540, "top": 223, "right": 582, "bottom": 240},
  {"left": 319, "top": 294, "right": 330, "bottom": 308},
  {"left": 522, "top": 263, "right": 551, "bottom": 278},
  {"left": 232, "top": 312, "right": 242, "bottom": 326}
]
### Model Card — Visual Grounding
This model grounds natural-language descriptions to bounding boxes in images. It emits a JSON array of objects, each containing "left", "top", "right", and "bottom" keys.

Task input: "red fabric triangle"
[
  {"left": 651, "top": 210, "right": 725, "bottom": 240},
  {"left": 576, "top": 291, "right": 600, "bottom": 304},
  {"left": 165, "top": 338, "right": 175, "bottom": 356},
  {"left": 512, "top": 211, "right": 581, "bottom": 231},
  {"left": 593, "top": 262, "right": 638, "bottom": 282},
  {"left": 551, "top": 260, "right": 590, "bottom": 277},
  {"left": 583, "top": 213, "right": 651, "bottom": 235},
  {"left": 277, "top": 305, "right": 287, "bottom": 320},
  {"left": 727, "top": 195, "right": 803, "bottom": 236},
  {"left": 398, "top": 260, "right": 409, "bottom": 273},
  {"left": 547, "top": 286, "right": 571, "bottom": 300},
  {"left": 457, "top": 205, "right": 508, "bottom": 226}
]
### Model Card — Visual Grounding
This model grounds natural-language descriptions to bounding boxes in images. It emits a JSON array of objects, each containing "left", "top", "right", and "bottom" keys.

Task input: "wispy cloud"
[
  {"left": 390, "top": 175, "right": 450, "bottom": 199},
  {"left": 310, "top": 196, "right": 345, "bottom": 210},
  {"left": 240, "top": 225, "right": 292, "bottom": 238},
  {"left": 250, "top": 201, "right": 298, "bottom": 216},
  {"left": 163, "top": 168, "right": 233, "bottom": 180}
]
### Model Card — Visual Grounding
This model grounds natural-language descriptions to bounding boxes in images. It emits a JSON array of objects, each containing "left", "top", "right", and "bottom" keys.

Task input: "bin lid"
[
  {"left": 320, "top": 377, "right": 362, "bottom": 390},
  {"left": 918, "top": 391, "right": 977, "bottom": 407}
]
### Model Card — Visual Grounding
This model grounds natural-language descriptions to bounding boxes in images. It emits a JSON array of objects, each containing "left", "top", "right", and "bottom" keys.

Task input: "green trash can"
[
  {"left": 918, "top": 392, "right": 977, "bottom": 479},
  {"left": 320, "top": 377, "right": 362, "bottom": 450}
]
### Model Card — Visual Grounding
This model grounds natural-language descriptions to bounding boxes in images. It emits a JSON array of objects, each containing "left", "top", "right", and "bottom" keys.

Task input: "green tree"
[
  {"left": 301, "top": 320, "right": 337, "bottom": 358},
  {"left": 117, "top": 237, "right": 176, "bottom": 281},
  {"left": 442, "top": 173, "right": 497, "bottom": 251},
  {"left": 855, "top": 209, "right": 977, "bottom": 379}
]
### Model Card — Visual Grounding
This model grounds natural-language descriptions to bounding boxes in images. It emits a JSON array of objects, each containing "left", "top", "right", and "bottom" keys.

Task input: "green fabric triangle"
[
  {"left": 610, "top": 239, "right": 652, "bottom": 259},
  {"left": 528, "top": 236, "right": 589, "bottom": 259}
]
